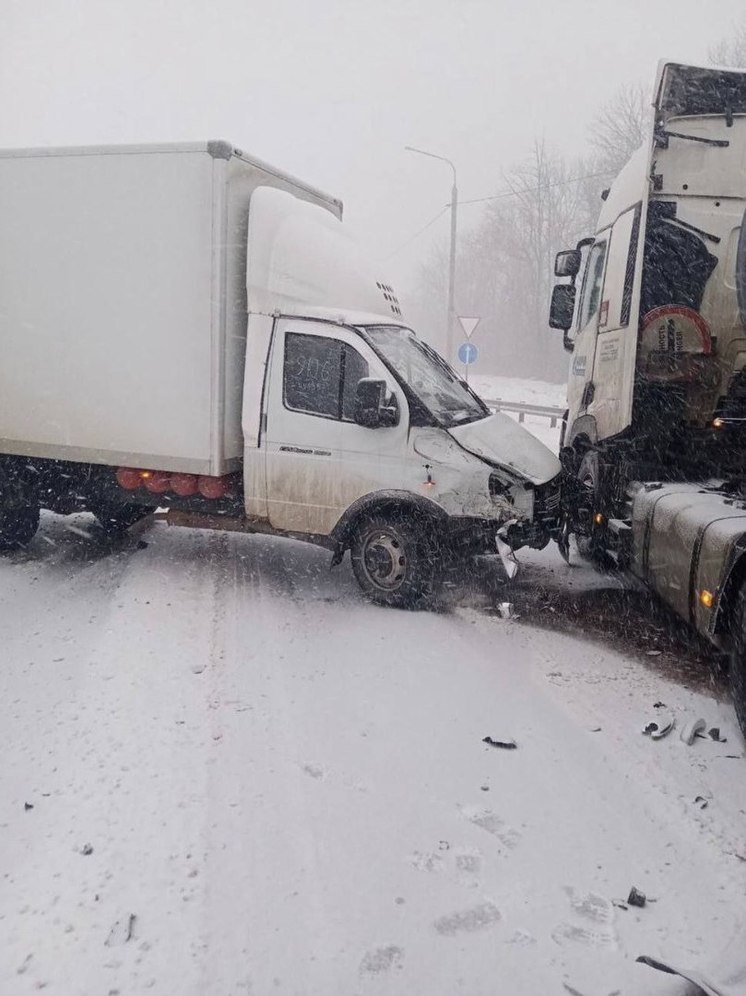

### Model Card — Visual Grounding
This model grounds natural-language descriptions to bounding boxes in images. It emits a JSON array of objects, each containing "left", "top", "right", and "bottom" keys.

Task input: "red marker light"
[
  {"left": 198, "top": 475, "right": 228, "bottom": 499},
  {"left": 143, "top": 471, "right": 171, "bottom": 493},
  {"left": 116, "top": 468, "right": 141, "bottom": 491},
  {"left": 170, "top": 473, "right": 198, "bottom": 497}
]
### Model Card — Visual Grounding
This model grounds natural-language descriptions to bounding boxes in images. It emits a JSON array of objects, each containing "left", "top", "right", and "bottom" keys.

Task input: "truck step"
[{"left": 607, "top": 518, "right": 632, "bottom": 535}]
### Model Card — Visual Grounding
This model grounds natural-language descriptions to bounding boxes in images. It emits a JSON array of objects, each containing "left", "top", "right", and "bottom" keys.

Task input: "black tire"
[
  {"left": 94, "top": 503, "right": 151, "bottom": 539},
  {"left": 0, "top": 500, "right": 40, "bottom": 552},
  {"left": 350, "top": 511, "right": 439, "bottom": 609},
  {"left": 730, "top": 581, "right": 746, "bottom": 740},
  {"left": 574, "top": 450, "right": 604, "bottom": 564}
]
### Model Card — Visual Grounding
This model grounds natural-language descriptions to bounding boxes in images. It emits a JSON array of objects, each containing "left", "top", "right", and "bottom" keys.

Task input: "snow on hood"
[{"left": 447, "top": 412, "right": 561, "bottom": 485}]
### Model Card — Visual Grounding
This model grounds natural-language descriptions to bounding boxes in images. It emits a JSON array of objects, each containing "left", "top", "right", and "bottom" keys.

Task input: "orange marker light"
[
  {"left": 713, "top": 417, "right": 725, "bottom": 429},
  {"left": 699, "top": 590, "right": 714, "bottom": 608},
  {"left": 593, "top": 512, "right": 605, "bottom": 526}
]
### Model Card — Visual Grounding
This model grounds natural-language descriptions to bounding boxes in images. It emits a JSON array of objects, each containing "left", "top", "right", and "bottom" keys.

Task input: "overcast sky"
[{"left": 2, "top": 0, "right": 745, "bottom": 305}]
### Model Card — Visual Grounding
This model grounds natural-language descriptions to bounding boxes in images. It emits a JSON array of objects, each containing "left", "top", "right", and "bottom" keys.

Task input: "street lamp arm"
[{"left": 404, "top": 145, "right": 457, "bottom": 185}]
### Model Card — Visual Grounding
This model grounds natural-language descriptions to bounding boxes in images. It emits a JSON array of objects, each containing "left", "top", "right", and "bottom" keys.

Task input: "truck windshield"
[{"left": 361, "top": 325, "right": 489, "bottom": 427}]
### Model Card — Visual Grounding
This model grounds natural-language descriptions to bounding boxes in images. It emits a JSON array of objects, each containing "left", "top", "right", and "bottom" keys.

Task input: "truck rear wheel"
[
  {"left": 350, "top": 511, "right": 438, "bottom": 609},
  {"left": 0, "top": 499, "right": 40, "bottom": 551},
  {"left": 730, "top": 581, "right": 746, "bottom": 738}
]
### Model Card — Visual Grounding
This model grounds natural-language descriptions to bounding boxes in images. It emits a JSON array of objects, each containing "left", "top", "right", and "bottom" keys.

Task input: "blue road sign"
[{"left": 458, "top": 342, "right": 478, "bottom": 365}]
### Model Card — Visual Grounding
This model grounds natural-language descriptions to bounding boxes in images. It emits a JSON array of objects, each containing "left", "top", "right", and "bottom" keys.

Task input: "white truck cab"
[
  {"left": 0, "top": 143, "right": 560, "bottom": 607},
  {"left": 551, "top": 61, "right": 746, "bottom": 478}
]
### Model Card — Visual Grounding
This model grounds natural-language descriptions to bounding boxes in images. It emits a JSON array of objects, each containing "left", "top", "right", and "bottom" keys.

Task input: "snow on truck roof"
[{"left": 0, "top": 140, "right": 342, "bottom": 215}]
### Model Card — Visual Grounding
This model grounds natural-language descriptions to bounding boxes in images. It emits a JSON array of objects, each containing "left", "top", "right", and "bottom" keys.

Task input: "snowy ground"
[
  {"left": 1, "top": 514, "right": 745, "bottom": 995},
  {"left": 470, "top": 374, "right": 566, "bottom": 451}
]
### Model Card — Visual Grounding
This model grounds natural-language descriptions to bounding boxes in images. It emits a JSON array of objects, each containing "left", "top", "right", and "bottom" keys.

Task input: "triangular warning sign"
[{"left": 458, "top": 316, "right": 480, "bottom": 339}]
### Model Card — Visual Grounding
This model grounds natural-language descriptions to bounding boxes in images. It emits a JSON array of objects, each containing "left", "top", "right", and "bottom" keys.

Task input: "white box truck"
[
  {"left": 0, "top": 141, "right": 561, "bottom": 606},
  {"left": 548, "top": 63, "right": 746, "bottom": 731}
]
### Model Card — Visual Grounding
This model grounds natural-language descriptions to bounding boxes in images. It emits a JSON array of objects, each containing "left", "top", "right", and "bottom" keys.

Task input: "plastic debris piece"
[
  {"left": 24, "top": 802, "right": 33, "bottom": 811},
  {"left": 438, "top": 840, "right": 450, "bottom": 851},
  {"left": 646, "top": 649, "right": 662, "bottom": 657},
  {"left": 483, "top": 736, "right": 517, "bottom": 750},
  {"left": 627, "top": 887, "right": 646, "bottom": 908},
  {"left": 680, "top": 718, "right": 707, "bottom": 745},
  {"left": 496, "top": 530, "right": 519, "bottom": 579},
  {"left": 497, "top": 602, "right": 515, "bottom": 619},
  {"left": 81, "top": 843, "right": 94, "bottom": 856},
  {"left": 653, "top": 701, "right": 667, "bottom": 709},
  {"left": 642, "top": 713, "right": 675, "bottom": 739},
  {"left": 694, "top": 796, "right": 708, "bottom": 809},
  {"left": 612, "top": 900, "right": 629, "bottom": 911},
  {"left": 708, "top": 727, "right": 727, "bottom": 742}
]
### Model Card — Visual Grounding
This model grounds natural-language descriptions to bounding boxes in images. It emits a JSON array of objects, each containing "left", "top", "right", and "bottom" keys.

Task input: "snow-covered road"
[{"left": 1, "top": 515, "right": 745, "bottom": 995}]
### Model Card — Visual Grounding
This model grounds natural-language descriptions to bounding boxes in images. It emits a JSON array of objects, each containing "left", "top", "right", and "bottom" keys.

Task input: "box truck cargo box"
[{"left": 0, "top": 141, "right": 341, "bottom": 475}]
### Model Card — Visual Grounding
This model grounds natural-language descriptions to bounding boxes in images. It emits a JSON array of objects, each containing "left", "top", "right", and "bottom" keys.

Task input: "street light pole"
[{"left": 405, "top": 145, "right": 458, "bottom": 363}]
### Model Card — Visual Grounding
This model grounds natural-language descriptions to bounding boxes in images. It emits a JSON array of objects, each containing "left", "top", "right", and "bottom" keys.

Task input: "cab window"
[
  {"left": 284, "top": 332, "right": 369, "bottom": 421},
  {"left": 578, "top": 240, "right": 608, "bottom": 329}
]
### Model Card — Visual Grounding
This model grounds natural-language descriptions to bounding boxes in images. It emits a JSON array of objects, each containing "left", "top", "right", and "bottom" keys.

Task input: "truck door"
[
  {"left": 566, "top": 203, "right": 644, "bottom": 445},
  {"left": 261, "top": 318, "right": 408, "bottom": 535},
  {"left": 566, "top": 238, "right": 609, "bottom": 437},
  {"left": 588, "top": 203, "right": 642, "bottom": 442}
]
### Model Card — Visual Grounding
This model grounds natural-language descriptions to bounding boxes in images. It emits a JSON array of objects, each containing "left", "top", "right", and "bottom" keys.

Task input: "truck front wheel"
[
  {"left": 730, "top": 581, "right": 746, "bottom": 738},
  {"left": 350, "top": 511, "right": 438, "bottom": 609},
  {"left": 0, "top": 499, "right": 40, "bottom": 551}
]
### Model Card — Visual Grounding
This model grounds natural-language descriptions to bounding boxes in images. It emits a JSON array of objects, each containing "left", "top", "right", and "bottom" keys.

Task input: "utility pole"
[{"left": 405, "top": 146, "right": 458, "bottom": 363}]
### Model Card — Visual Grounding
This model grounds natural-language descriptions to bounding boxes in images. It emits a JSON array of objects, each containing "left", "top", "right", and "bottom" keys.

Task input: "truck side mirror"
[
  {"left": 353, "top": 378, "right": 399, "bottom": 428},
  {"left": 555, "top": 249, "right": 581, "bottom": 278},
  {"left": 549, "top": 284, "right": 576, "bottom": 331}
]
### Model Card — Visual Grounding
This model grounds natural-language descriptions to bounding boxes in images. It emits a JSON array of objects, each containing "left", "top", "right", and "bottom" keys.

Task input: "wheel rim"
[{"left": 360, "top": 529, "right": 407, "bottom": 591}]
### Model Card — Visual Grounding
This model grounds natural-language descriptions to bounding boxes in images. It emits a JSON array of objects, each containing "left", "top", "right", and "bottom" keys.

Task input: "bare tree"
[
  {"left": 588, "top": 83, "right": 651, "bottom": 177},
  {"left": 709, "top": 21, "right": 746, "bottom": 67}
]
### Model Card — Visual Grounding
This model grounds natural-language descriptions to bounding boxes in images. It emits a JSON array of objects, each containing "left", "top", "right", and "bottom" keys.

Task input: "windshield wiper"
[{"left": 657, "top": 127, "right": 730, "bottom": 148}]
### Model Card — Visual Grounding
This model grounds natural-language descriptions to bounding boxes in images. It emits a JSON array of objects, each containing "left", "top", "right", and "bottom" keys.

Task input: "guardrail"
[{"left": 483, "top": 399, "right": 566, "bottom": 428}]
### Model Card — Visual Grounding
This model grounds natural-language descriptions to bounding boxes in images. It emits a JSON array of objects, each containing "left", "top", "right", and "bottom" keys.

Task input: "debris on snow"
[
  {"left": 694, "top": 796, "right": 709, "bottom": 810},
  {"left": 627, "top": 887, "right": 646, "bottom": 908},
  {"left": 80, "top": 843, "right": 94, "bottom": 856},
  {"left": 105, "top": 913, "right": 137, "bottom": 947},
  {"left": 497, "top": 602, "right": 516, "bottom": 619},
  {"left": 642, "top": 713, "right": 675, "bottom": 739},
  {"left": 23, "top": 802, "right": 33, "bottom": 811},
  {"left": 708, "top": 727, "right": 727, "bottom": 742},
  {"left": 681, "top": 718, "right": 707, "bottom": 745},
  {"left": 483, "top": 736, "right": 517, "bottom": 750}
]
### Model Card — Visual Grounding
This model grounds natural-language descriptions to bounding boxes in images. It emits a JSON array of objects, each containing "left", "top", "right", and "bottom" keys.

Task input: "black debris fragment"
[
  {"left": 708, "top": 727, "right": 727, "bottom": 742},
  {"left": 137, "top": 540, "right": 148, "bottom": 550},
  {"left": 24, "top": 802, "right": 34, "bottom": 811},
  {"left": 81, "top": 843, "right": 94, "bottom": 856},
  {"left": 694, "top": 796, "right": 709, "bottom": 809},
  {"left": 483, "top": 737, "right": 517, "bottom": 750},
  {"left": 627, "top": 887, "right": 646, "bottom": 908}
]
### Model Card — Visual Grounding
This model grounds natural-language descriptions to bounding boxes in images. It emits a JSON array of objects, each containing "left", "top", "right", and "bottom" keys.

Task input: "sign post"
[
  {"left": 457, "top": 316, "right": 480, "bottom": 382},
  {"left": 457, "top": 341, "right": 478, "bottom": 382}
]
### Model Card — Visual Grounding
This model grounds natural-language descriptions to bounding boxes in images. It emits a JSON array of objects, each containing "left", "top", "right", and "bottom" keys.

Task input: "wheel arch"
[
  {"left": 331, "top": 490, "right": 449, "bottom": 549},
  {"left": 713, "top": 544, "right": 746, "bottom": 641}
]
